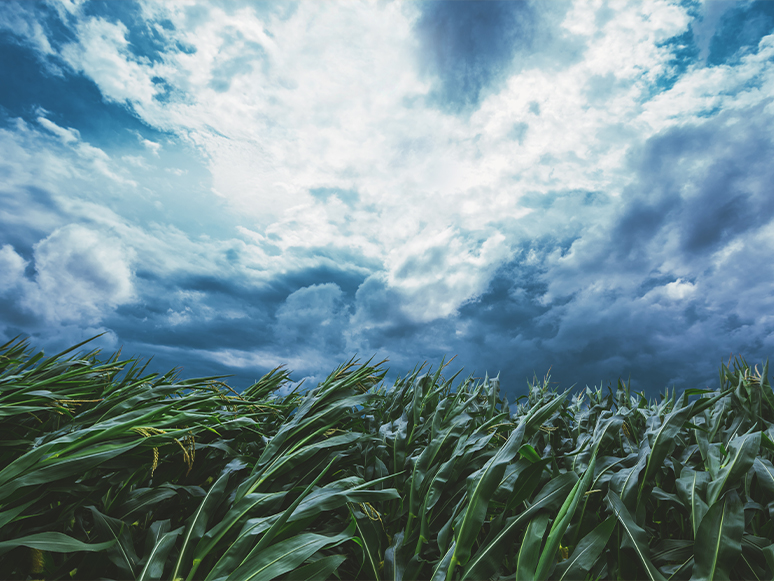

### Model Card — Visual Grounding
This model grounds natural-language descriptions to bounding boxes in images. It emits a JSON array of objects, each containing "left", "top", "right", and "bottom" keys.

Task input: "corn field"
[{"left": 1, "top": 335, "right": 773, "bottom": 580}]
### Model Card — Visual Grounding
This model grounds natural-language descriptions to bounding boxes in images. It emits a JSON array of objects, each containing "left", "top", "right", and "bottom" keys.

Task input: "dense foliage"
[{"left": 1, "top": 335, "right": 774, "bottom": 580}]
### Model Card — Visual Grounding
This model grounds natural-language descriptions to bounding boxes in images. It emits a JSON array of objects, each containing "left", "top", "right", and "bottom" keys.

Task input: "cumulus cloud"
[
  {"left": 20, "top": 225, "right": 136, "bottom": 324},
  {"left": 275, "top": 283, "right": 349, "bottom": 350},
  {"left": 1, "top": 0, "right": 773, "bottom": 399},
  {"left": 0, "top": 244, "right": 27, "bottom": 294}
]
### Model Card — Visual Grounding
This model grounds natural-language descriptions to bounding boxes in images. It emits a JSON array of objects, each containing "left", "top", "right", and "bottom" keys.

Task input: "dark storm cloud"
[
  {"left": 414, "top": 0, "right": 535, "bottom": 113},
  {"left": 478, "top": 105, "right": 774, "bottom": 399},
  {"left": 0, "top": 255, "right": 369, "bottom": 388},
  {"left": 610, "top": 195, "right": 681, "bottom": 263},
  {"left": 273, "top": 266, "right": 368, "bottom": 302},
  {"left": 338, "top": 102, "right": 774, "bottom": 404},
  {"left": 119, "top": 263, "right": 363, "bottom": 356},
  {"left": 0, "top": 185, "right": 62, "bottom": 258},
  {"left": 352, "top": 275, "right": 419, "bottom": 343},
  {"left": 622, "top": 106, "right": 774, "bottom": 258}
]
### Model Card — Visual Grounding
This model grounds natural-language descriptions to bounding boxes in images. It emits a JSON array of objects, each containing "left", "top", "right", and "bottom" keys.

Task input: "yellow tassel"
[
  {"left": 30, "top": 547, "right": 45, "bottom": 574},
  {"left": 559, "top": 544, "right": 569, "bottom": 560}
]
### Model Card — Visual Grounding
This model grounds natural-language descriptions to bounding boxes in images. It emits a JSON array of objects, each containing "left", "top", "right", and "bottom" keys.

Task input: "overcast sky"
[{"left": 1, "top": 0, "right": 773, "bottom": 405}]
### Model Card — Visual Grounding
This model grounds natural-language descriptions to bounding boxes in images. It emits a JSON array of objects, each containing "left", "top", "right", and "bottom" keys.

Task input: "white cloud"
[
  {"left": 275, "top": 283, "right": 349, "bottom": 350},
  {"left": 5, "top": 0, "right": 774, "bottom": 357},
  {"left": 141, "top": 138, "right": 161, "bottom": 155},
  {"left": 643, "top": 278, "right": 697, "bottom": 302},
  {"left": 641, "top": 34, "right": 774, "bottom": 131},
  {"left": 21, "top": 225, "right": 136, "bottom": 324},
  {"left": 0, "top": 2, "right": 55, "bottom": 56},
  {"left": 0, "top": 245, "right": 27, "bottom": 294},
  {"left": 46, "top": 0, "right": 726, "bottom": 325},
  {"left": 35, "top": 115, "right": 137, "bottom": 185},
  {"left": 60, "top": 16, "right": 161, "bottom": 108},
  {"left": 167, "top": 306, "right": 193, "bottom": 326},
  {"left": 121, "top": 154, "right": 151, "bottom": 169},
  {"left": 37, "top": 116, "right": 81, "bottom": 144}
]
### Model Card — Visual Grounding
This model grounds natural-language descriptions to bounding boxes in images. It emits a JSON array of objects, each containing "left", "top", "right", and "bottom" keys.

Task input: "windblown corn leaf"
[{"left": 0, "top": 336, "right": 772, "bottom": 581}]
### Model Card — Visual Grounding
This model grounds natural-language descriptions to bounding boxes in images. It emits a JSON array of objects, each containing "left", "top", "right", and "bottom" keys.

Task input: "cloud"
[
  {"left": 35, "top": 114, "right": 137, "bottom": 185},
  {"left": 1, "top": 0, "right": 773, "bottom": 401},
  {"left": 59, "top": 15, "right": 161, "bottom": 109},
  {"left": 705, "top": 0, "right": 774, "bottom": 66},
  {"left": 386, "top": 227, "right": 510, "bottom": 322},
  {"left": 275, "top": 283, "right": 349, "bottom": 351},
  {"left": 413, "top": 1, "right": 536, "bottom": 113},
  {"left": 0, "top": 244, "right": 27, "bottom": 294},
  {"left": 0, "top": 2, "right": 55, "bottom": 58},
  {"left": 10, "top": 225, "right": 135, "bottom": 324},
  {"left": 36, "top": 115, "right": 80, "bottom": 143}
]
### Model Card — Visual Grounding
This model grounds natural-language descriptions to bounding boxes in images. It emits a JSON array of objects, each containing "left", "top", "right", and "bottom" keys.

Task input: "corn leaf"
[
  {"left": 605, "top": 490, "right": 667, "bottom": 581},
  {"left": 691, "top": 489, "right": 744, "bottom": 581},
  {"left": 554, "top": 515, "right": 617, "bottom": 581},
  {"left": 515, "top": 511, "right": 551, "bottom": 581}
]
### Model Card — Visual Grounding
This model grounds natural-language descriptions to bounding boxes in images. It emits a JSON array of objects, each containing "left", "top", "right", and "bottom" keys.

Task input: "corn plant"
[{"left": 1, "top": 336, "right": 773, "bottom": 580}]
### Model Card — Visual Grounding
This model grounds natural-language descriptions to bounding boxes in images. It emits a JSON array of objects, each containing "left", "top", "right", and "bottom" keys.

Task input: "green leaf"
[
  {"left": 0, "top": 499, "right": 35, "bottom": 530},
  {"left": 0, "top": 531, "right": 115, "bottom": 556},
  {"left": 0, "top": 439, "right": 143, "bottom": 501},
  {"left": 236, "top": 432, "right": 364, "bottom": 501},
  {"left": 535, "top": 451, "right": 598, "bottom": 581},
  {"left": 449, "top": 419, "right": 527, "bottom": 574},
  {"left": 605, "top": 490, "right": 666, "bottom": 581},
  {"left": 651, "top": 539, "right": 694, "bottom": 565},
  {"left": 116, "top": 486, "right": 179, "bottom": 521},
  {"left": 281, "top": 554, "right": 348, "bottom": 581},
  {"left": 636, "top": 401, "right": 693, "bottom": 508},
  {"left": 675, "top": 468, "right": 711, "bottom": 539},
  {"left": 515, "top": 512, "right": 551, "bottom": 581},
  {"left": 611, "top": 442, "right": 649, "bottom": 513},
  {"left": 137, "top": 520, "right": 184, "bottom": 581},
  {"left": 288, "top": 482, "right": 399, "bottom": 526},
  {"left": 431, "top": 541, "right": 456, "bottom": 581},
  {"left": 225, "top": 455, "right": 338, "bottom": 578},
  {"left": 188, "top": 491, "right": 287, "bottom": 580},
  {"left": 227, "top": 521, "right": 355, "bottom": 581},
  {"left": 88, "top": 505, "right": 139, "bottom": 579},
  {"left": 753, "top": 457, "right": 774, "bottom": 499},
  {"left": 691, "top": 489, "right": 744, "bottom": 581},
  {"left": 461, "top": 471, "right": 578, "bottom": 581},
  {"left": 504, "top": 457, "right": 551, "bottom": 512},
  {"left": 554, "top": 515, "right": 616, "bottom": 581},
  {"left": 173, "top": 469, "right": 232, "bottom": 581},
  {"left": 518, "top": 443, "right": 542, "bottom": 463},
  {"left": 707, "top": 431, "right": 761, "bottom": 506},
  {"left": 522, "top": 387, "right": 573, "bottom": 439},
  {"left": 425, "top": 427, "right": 492, "bottom": 513},
  {"left": 407, "top": 411, "right": 473, "bottom": 537},
  {"left": 383, "top": 530, "right": 412, "bottom": 581},
  {"left": 347, "top": 503, "right": 383, "bottom": 581}
]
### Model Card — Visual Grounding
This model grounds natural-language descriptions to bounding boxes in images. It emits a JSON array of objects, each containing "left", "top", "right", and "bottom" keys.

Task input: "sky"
[{"left": 1, "top": 0, "right": 773, "bottom": 407}]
